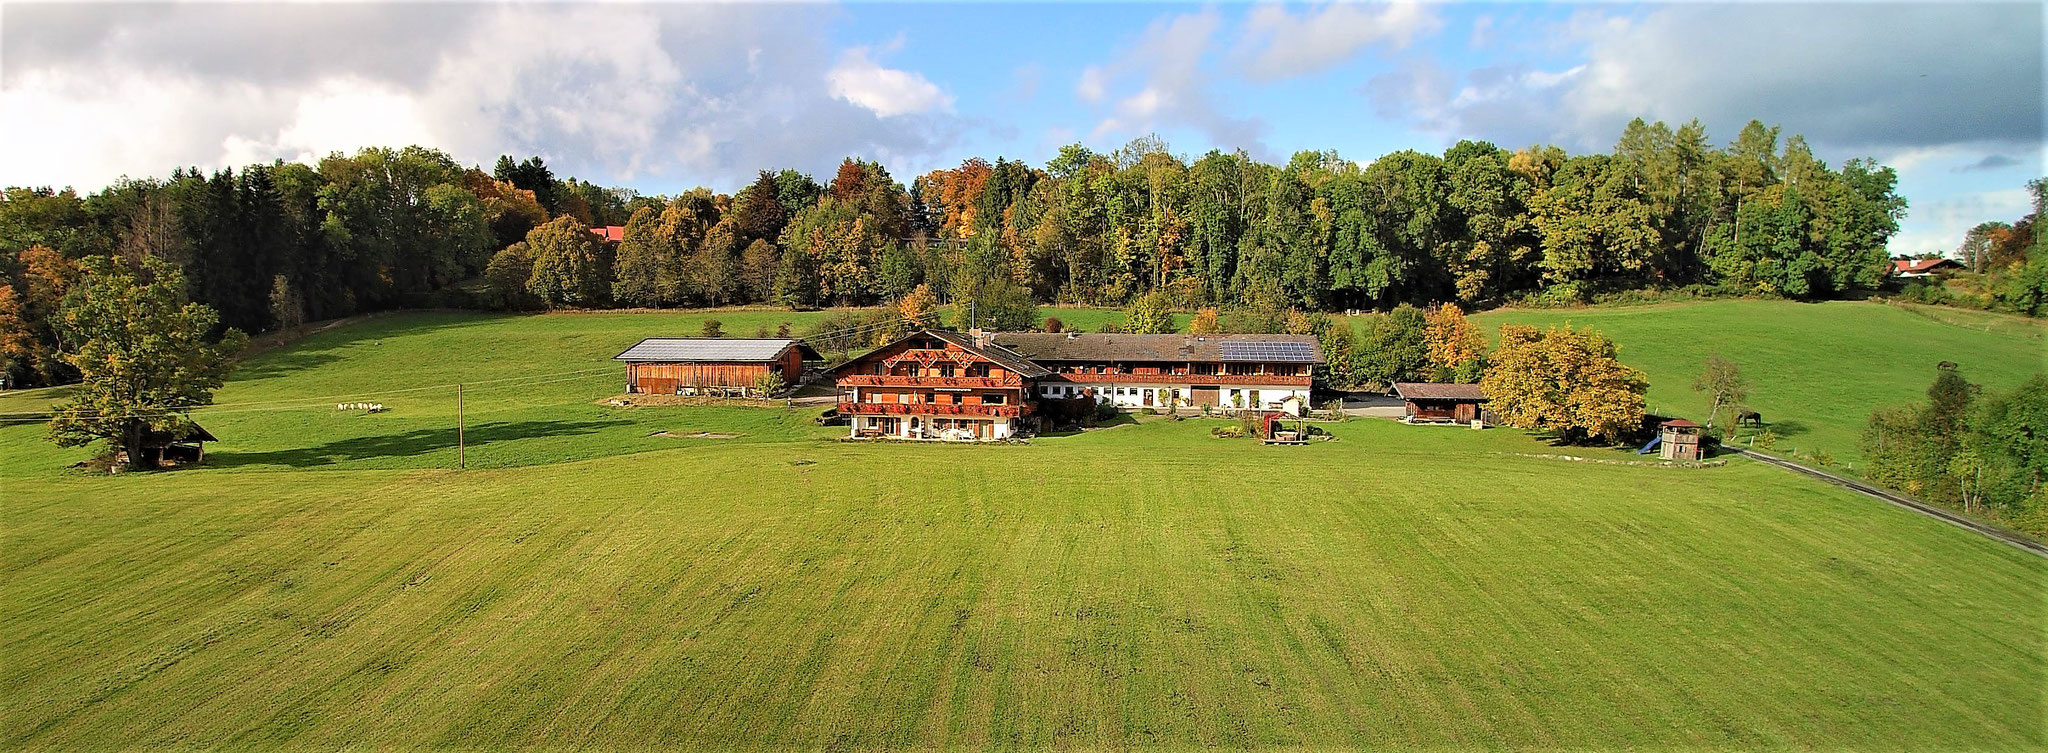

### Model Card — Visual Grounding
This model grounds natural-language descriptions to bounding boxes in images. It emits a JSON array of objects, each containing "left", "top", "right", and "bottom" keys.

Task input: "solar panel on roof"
[{"left": 1217, "top": 340, "right": 1319, "bottom": 362}]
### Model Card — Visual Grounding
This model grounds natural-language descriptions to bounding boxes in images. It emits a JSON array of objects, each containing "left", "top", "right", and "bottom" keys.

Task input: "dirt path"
[{"left": 1735, "top": 449, "right": 2047, "bottom": 558}]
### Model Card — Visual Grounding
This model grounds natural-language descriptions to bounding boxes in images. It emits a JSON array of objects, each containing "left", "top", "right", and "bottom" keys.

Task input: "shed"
[
  {"left": 613, "top": 338, "right": 823, "bottom": 396},
  {"left": 132, "top": 423, "right": 216, "bottom": 466},
  {"left": 1659, "top": 418, "right": 1704, "bottom": 461},
  {"left": 1391, "top": 382, "right": 1489, "bottom": 424}
]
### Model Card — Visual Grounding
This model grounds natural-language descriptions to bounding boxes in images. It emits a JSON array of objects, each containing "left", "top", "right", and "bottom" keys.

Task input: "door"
[{"left": 1192, "top": 386, "right": 1219, "bottom": 407}]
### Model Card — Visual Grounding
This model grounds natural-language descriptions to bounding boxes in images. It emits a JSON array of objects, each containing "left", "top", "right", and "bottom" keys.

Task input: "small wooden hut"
[
  {"left": 1391, "top": 382, "right": 1489, "bottom": 424},
  {"left": 131, "top": 423, "right": 216, "bottom": 467},
  {"left": 1659, "top": 419, "right": 1703, "bottom": 461},
  {"left": 614, "top": 338, "right": 822, "bottom": 396}
]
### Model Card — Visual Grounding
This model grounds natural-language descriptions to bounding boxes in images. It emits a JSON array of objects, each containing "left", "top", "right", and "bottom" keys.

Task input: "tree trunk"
[{"left": 121, "top": 421, "right": 156, "bottom": 472}]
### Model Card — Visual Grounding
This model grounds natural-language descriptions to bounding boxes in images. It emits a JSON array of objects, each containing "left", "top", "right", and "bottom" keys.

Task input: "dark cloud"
[
  {"left": 1370, "top": 3, "right": 2044, "bottom": 157},
  {"left": 1955, "top": 154, "right": 2022, "bottom": 173}
]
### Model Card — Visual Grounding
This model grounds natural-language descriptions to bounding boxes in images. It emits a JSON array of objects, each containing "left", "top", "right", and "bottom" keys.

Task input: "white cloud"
[
  {"left": 1076, "top": 66, "right": 1107, "bottom": 104},
  {"left": 1237, "top": 1, "right": 1441, "bottom": 80},
  {"left": 826, "top": 47, "right": 954, "bottom": 118},
  {"left": 0, "top": 3, "right": 967, "bottom": 191},
  {"left": 220, "top": 78, "right": 438, "bottom": 168},
  {"left": 1075, "top": 7, "right": 1269, "bottom": 155},
  {"left": 1891, "top": 187, "right": 2031, "bottom": 256}
]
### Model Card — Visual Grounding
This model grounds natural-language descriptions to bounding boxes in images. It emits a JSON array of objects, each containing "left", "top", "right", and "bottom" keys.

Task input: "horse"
[{"left": 1736, "top": 410, "right": 1763, "bottom": 427}]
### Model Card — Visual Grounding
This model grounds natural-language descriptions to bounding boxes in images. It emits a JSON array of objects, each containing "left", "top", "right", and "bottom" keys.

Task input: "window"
[
  {"left": 983, "top": 393, "right": 1006, "bottom": 405},
  {"left": 940, "top": 363, "right": 956, "bottom": 377}
]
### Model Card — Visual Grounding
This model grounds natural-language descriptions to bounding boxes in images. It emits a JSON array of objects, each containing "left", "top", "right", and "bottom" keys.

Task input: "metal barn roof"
[
  {"left": 1391, "top": 382, "right": 1488, "bottom": 401},
  {"left": 992, "top": 333, "right": 1324, "bottom": 364},
  {"left": 612, "top": 338, "right": 820, "bottom": 363}
]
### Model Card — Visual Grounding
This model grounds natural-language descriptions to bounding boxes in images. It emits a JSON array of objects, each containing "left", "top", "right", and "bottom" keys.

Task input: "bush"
[
  {"left": 1211, "top": 425, "right": 1247, "bottom": 439},
  {"left": 751, "top": 372, "right": 783, "bottom": 398}
]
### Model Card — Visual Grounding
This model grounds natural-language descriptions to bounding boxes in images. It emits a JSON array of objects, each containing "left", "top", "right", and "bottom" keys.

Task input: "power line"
[
  {"left": 0, "top": 367, "right": 616, "bottom": 418},
  {"left": 0, "top": 371, "right": 613, "bottom": 424}
]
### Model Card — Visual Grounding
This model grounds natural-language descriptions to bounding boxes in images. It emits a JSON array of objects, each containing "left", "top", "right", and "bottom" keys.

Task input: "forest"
[{"left": 0, "top": 118, "right": 1921, "bottom": 388}]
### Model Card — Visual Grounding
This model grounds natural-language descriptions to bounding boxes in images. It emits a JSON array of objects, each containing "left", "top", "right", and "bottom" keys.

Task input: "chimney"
[{"left": 969, "top": 327, "right": 990, "bottom": 348}]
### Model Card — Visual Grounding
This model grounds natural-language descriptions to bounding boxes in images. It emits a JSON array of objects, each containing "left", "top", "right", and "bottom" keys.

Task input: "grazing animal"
[{"left": 1736, "top": 410, "right": 1763, "bottom": 427}]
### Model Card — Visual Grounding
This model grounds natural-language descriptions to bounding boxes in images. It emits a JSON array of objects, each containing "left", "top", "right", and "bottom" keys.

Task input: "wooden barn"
[
  {"left": 1392, "top": 382, "right": 1489, "bottom": 424},
  {"left": 613, "top": 338, "right": 821, "bottom": 396}
]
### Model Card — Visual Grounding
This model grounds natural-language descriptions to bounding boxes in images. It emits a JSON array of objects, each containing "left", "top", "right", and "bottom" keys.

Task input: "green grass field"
[
  {"left": 1473, "top": 299, "right": 2048, "bottom": 465},
  {"left": 2, "top": 302, "right": 2045, "bottom": 750}
]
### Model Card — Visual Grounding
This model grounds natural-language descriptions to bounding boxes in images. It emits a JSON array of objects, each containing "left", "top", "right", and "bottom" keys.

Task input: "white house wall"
[{"left": 1037, "top": 383, "right": 1311, "bottom": 414}]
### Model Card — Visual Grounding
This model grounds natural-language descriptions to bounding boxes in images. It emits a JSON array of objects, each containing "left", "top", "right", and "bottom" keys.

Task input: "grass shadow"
[
  {"left": 232, "top": 351, "right": 347, "bottom": 382},
  {"left": 209, "top": 418, "right": 632, "bottom": 468},
  {"left": 229, "top": 311, "right": 532, "bottom": 383},
  {"left": 1760, "top": 419, "right": 1809, "bottom": 438}
]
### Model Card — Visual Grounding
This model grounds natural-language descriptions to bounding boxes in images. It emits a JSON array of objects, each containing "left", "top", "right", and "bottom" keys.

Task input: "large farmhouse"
[
  {"left": 829, "top": 329, "right": 1322, "bottom": 441},
  {"left": 614, "top": 338, "right": 821, "bottom": 396},
  {"left": 994, "top": 332, "right": 1319, "bottom": 413}
]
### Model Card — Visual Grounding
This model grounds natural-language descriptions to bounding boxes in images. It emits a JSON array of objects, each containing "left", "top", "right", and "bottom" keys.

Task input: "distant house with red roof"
[
  {"left": 588, "top": 225, "right": 626, "bottom": 243},
  {"left": 1892, "top": 257, "right": 1962, "bottom": 278}
]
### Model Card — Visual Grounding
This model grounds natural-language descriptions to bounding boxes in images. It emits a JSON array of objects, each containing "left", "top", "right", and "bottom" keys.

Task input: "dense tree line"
[
  {"left": 1863, "top": 364, "right": 2048, "bottom": 536},
  {"left": 2, "top": 118, "right": 1907, "bottom": 389}
]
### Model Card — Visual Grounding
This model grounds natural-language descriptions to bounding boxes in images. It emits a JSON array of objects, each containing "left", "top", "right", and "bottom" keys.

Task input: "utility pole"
[{"left": 457, "top": 383, "right": 466, "bottom": 470}]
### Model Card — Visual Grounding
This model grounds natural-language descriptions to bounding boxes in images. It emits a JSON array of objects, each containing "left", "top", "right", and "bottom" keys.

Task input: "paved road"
[{"left": 1734, "top": 449, "right": 2047, "bottom": 559}]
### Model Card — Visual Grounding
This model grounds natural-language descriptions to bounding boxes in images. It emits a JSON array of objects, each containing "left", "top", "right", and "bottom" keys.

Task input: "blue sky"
[{"left": 3, "top": 2, "right": 2042, "bottom": 254}]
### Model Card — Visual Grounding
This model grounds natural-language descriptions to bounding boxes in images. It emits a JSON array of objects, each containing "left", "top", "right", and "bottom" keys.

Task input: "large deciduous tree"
[
  {"left": 525, "top": 216, "right": 611, "bottom": 308},
  {"left": 1481, "top": 324, "right": 1648, "bottom": 443},
  {"left": 1422, "top": 303, "right": 1486, "bottom": 382},
  {"left": 1355, "top": 304, "right": 1430, "bottom": 389},
  {"left": 47, "top": 256, "right": 247, "bottom": 470}
]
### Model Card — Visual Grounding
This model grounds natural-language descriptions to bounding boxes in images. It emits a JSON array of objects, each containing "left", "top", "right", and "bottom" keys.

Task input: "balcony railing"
[
  {"left": 836, "top": 375, "right": 1021, "bottom": 389},
  {"left": 1045, "top": 372, "right": 1311, "bottom": 386},
  {"left": 838, "top": 401, "right": 1029, "bottom": 418}
]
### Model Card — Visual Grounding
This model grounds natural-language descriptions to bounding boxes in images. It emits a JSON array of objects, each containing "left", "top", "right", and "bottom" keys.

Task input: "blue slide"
[{"left": 1637, "top": 436, "right": 1661, "bottom": 455}]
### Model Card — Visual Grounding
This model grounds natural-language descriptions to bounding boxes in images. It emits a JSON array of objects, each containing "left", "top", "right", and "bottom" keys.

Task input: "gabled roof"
[
  {"left": 1392, "top": 382, "right": 1487, "bottom": 401},
  {"left": 612, "top": 338, "right": 821, "bottom": 363},
  {"left": 142, "top": 423, "right": 217, "bottom": 444},
  {"left": 1893, "top": 258, "right": 1961, "bottom": 274},
  {"left": 1661, "top": 418, "right": 1702, "bottom": 428},
  {"left": 991, "top": 333, "right": 1324, "bottom": 364},
  {"left": 828, "top": 330, "right": 1052, "bottom": 378},
  {"left": 588, "top": 225, "right": 626, "bottom": 243}
]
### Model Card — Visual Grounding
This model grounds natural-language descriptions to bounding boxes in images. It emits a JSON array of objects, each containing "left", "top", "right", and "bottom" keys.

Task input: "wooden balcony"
[
  {"left": 838, "top": 401, "right": 1030, "bottom": 418},
  {"left": 836, "top": 375, "right": 1022, "bottom": 389},
  {"left": 1045, "top": 372, "right": 1312, "bottom": 386}
]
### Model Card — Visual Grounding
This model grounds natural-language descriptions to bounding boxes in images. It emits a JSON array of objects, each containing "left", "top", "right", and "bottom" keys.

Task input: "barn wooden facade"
[
  {"left": 830, "top": 330, "right": 1049, "bottom": 440},
  {"left": 614, "top": 338, "right": 821, "bottom": 396}
]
